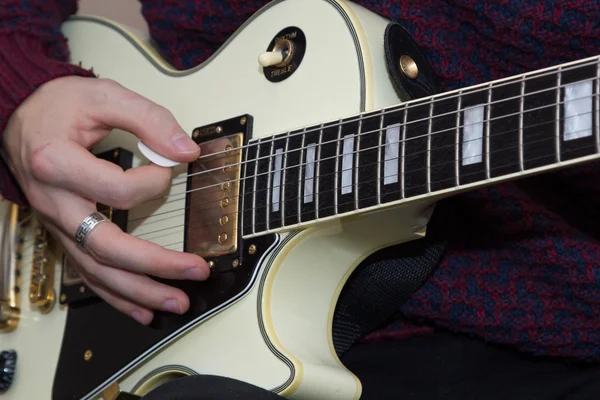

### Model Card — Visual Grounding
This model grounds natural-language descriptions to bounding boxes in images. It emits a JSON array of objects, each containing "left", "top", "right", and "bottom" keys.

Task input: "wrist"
[{"left": 0, "top": 33, "right": 95, "bottom": 204}]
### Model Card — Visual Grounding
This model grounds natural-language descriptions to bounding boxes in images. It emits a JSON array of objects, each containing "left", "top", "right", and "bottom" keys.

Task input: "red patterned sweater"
[{"left": 1, "top": 0, "right": 600, "bottom": 363}]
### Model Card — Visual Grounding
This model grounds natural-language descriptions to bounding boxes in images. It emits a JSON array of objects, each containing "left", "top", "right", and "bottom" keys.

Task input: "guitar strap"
[
  {"left": 332, "top": 22, "right": 446, "bottom": 358},
  {"left": 331, "top": 213, "right": 447, "bottom": 357}
]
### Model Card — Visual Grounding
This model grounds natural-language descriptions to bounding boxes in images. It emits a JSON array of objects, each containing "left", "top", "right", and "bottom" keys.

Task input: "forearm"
[{"left": 0, "top": 0, "right": 95, "bottom": 204}]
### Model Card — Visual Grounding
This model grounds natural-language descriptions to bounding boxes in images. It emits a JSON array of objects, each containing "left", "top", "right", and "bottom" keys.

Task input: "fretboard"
[{"left": 241, "top": 56, "right": 600, "bottom": 237}]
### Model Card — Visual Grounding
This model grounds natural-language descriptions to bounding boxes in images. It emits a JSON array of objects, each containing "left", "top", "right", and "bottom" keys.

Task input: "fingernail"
[
  {"left": 171, "top": 133, "right": 198, "bottom": 154},
  {"left": 182, "top": 267, "right": 207, "bottom": 280},
  {"left": 131, "top": 311, "right": 144, "bottom": 324},
  {"left": 163, "top": 299, "right": 183, "bottom": 314}
]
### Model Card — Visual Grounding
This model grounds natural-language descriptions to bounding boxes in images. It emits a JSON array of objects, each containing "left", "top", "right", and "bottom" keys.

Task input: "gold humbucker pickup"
[
  {"left": 185, "top": 114, "right": 252, "bottom": 259},
  {"left": 186, "top": 132, "right": 244, "bottom": 257}
]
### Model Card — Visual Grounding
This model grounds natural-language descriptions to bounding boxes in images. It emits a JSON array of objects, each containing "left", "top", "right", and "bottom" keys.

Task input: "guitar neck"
[{"left": 241, "top": 56, "right": 600, "bottom": 237}]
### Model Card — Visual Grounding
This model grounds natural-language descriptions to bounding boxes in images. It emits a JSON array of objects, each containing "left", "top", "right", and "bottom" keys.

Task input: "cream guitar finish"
[
  {"left": 2, "top": 0, "right": 599, "bottom": 399},
  {"left": 1, "top": 1, "right": 426, "bottom": 399}
]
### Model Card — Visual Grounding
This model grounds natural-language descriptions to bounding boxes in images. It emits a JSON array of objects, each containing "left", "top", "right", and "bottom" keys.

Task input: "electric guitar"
[{"left": 1, "top": 0, "right": 599, "bottom": 399}]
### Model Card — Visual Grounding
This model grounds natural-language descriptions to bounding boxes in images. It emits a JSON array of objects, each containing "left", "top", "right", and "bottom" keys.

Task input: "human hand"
[{"left": 1, "top": 76, "right": 210, "bottom": 325}]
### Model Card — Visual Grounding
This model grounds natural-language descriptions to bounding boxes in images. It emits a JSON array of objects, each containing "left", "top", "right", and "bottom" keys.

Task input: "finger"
[
  {"left": 84, "top": 220, "right": 211, "bottom": 281},
  {"left": 83, "top": 79, "right": 200, "bottom": 162},
  {"left": 89, "top": 262, "right": 191, "bottom": 315},
  {"left": 77, "top": 269, "right": 155, "bottom": 325},
  {"left": 31, "top": 140, "right": 172, "bottom": 210},
  {"left": 49, "top": 192, "right": 210, "bottom": 281},
  {"left": 51, "top": 223, "right": 191, "bottom": 315}
]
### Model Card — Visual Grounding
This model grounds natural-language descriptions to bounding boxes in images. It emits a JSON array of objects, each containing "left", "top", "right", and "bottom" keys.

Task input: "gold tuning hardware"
[
  {"left": 0, "top": 203, "right": 29, "bottom": 332},
  {"left": 29, "top": 218, "right": 57, "bottom": 314}
]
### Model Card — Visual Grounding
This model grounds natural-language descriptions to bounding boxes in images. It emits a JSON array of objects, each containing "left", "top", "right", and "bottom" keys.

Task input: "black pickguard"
[
  {"left": 52, "top": 117, "right": 277, "bottom": 399},
  {"left": 52, "top": 237, "right": 275, "bottom": 400}
]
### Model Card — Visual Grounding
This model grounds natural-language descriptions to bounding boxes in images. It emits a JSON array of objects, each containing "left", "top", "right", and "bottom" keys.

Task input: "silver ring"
[{"left": 75, "top": 211, "right": 109, "bottom": 249}]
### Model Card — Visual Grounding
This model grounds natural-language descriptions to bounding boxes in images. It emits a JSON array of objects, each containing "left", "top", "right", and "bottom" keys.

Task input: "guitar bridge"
[
  {"left": 28, "top": 217, "right": 57, "bottom": 313},
  {"left": 185, "top": 116, "right": 250, "bottom": 258},
  {"left": 0, "top": 203, "right": 29, "bottom": 332}
]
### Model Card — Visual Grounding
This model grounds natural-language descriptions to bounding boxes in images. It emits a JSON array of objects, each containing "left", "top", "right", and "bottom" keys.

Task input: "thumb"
[{"left": 83, "top": 79, "right": 200, "bottom": 163}]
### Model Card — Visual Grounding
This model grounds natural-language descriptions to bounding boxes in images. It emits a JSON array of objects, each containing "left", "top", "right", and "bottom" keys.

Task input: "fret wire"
[
  {"left": 556, "top": 67, "right": 562, "bottom": 162},
  {"left": 266, "top": 138, "right": 274, "bottom": 230},
  {"left": 191, "top": 57, "right": 600, "bottom": 168},
  {"left": 251, "top": 138, "right": 261, "bottom": 234},
  {"left": 354, "top": 119, "right": 362, "bottom": 209},
  {"left": 401, "top": 105, "right": 408, "bottom": 198},
  {"left": 376, "top": 109, "right": 384, "bottom": 205},
  {"left": 486, "top": 84, "right": 492, "bottom": 179},
  {"left": 249, "top": 117, "right": 600, "bottom": 219},
  {"left": 137, "top": 121, "right": 600, "bottom": 247},
  {"left": 297, "top": 128, "right": 306, "bottom": 224},
  {"left": 162, "top": 138, "right": 600, "bottom": 244},
  {"left": 334, "top": 121, "right": 342, "bottom": 215},
  {"left": 315, "top": 124, "right": 324, "bottom": 220},
  {"left": 596, "top": 62, "right": 600, "bottom": 153},
  {"left": 141, "top": 122, "right": 599, "bottom": 239},
  {"left": 519, "top": 76, "right": 525, "bottom": 171},
  {"left": 172, "top": 73, "right": 600, "bottom": 186},
  {"left": 281, "top": 130, "right": 290, "bottom": 226},
  {"left": 252, "top": 134, "right": 597, "bottom": 222},
  {"left": 427, "top": 98, "right": 433, "bottom": 192},
  {"left": 166, "top": 99, "right": 600, "bottom": 216},
  {"left": 154, "top": 89, "right": 600, "bottom": 221},
  {"left": 455, "top": 91, "right": 462, "bottom": 186}
]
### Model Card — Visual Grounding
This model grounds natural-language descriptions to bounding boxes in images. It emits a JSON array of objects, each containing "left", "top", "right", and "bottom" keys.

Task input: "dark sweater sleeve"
[{"left": 0, "top": 0, "right": 96, "bottom": 205}]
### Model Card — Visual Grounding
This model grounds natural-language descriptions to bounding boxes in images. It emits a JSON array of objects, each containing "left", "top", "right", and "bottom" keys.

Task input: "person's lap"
[{"left": 143, "top": 331, "right": 600, "bottom": 399}]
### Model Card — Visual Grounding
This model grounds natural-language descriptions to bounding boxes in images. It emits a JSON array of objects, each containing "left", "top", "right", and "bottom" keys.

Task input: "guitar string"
[
  {"left": 157, "top": 141, "right": 598, "bottom": 252},
  {"left": 16, "top": 136, "right": 597, "bottom": 252},
  {"left": 167, "top": 59, "right": 600, "bottom": 185},
  {"left": 131, "top": 95, "right": 600, "bottom": 223},
  {"left": 15, "top": 64, "right": 599, "bottom": 246},
  {"left": 131, "top": 108, "right": 599, "bottom": 231},
  {"left": 180, "top": 57, "right": 600, "bottom": 170},
  {"left": 164, "top": 76, "right": 600, "bottom": 197},
  {"left": 132, "top": 126, "right": 598, "bottom": 244},
  {"left": 133, "top": 112, "right": 568, "bottom": 227}
]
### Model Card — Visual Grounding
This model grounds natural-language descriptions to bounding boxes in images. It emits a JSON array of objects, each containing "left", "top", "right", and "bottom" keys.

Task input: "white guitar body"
[{"left": 1, "top": 1, "right": 436, "bottom": 399}]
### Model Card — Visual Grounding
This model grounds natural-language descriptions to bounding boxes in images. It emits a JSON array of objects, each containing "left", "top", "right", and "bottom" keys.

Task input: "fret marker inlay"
[
  {"left": 341, "top": 135, "right": 354, "bottom": 194},
  {"left": 564, "top": 80, "right": 593, "bottom": 141},
  {"left": 462, "top": 104, "right": 485, "bottom": 165},
  {"left": 384, "top": 124, "right": 400, "bottom": 185},
  {"left": 304, "top": 143, "right": 316, "bottom": 203},
  {"left": 271, "top": 148, "right": 283, "bottom": 212}
]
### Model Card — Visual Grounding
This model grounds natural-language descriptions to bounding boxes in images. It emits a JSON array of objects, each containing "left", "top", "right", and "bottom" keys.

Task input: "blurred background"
[{"left": 79, "top": 0, "right": 149, "bottom": 34}]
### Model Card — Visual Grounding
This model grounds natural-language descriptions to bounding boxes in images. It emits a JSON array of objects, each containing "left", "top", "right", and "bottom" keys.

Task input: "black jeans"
[{"left": 143, "top": 331, "right": 600, "bottom": 399}]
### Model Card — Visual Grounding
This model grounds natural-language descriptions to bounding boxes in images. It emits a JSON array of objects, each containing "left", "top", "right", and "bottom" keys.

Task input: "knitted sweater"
[{"left": 1, "top": 0, "right": 599, "bottom": 363}]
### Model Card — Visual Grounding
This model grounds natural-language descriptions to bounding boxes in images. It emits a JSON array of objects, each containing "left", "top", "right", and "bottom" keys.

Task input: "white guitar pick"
[{"left": 137, "top": 141, "right": 180, "bottom": 167}]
